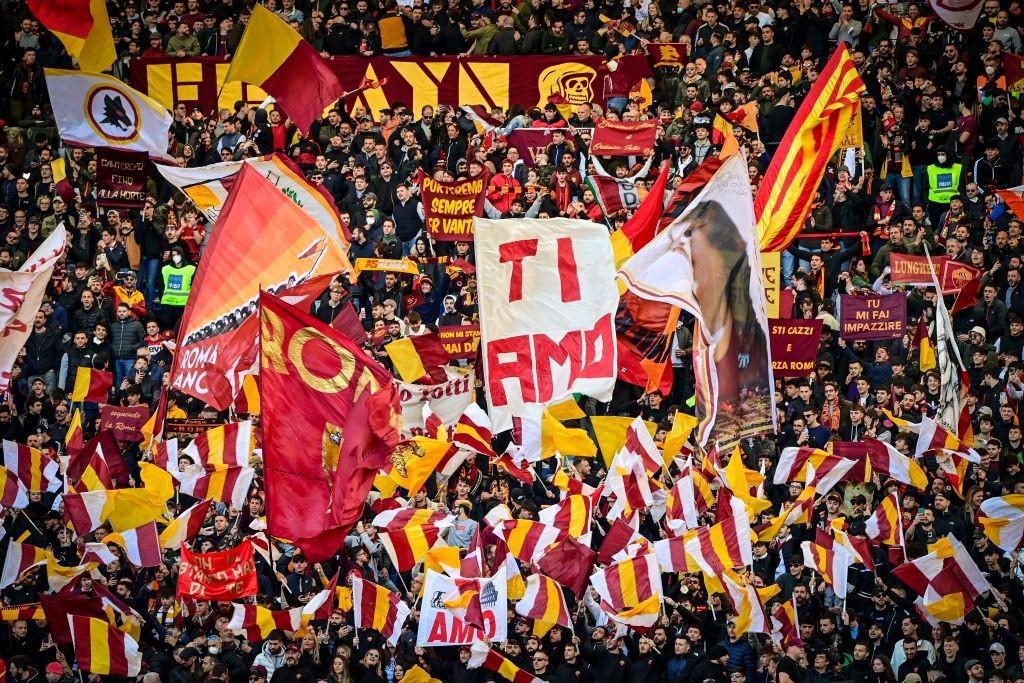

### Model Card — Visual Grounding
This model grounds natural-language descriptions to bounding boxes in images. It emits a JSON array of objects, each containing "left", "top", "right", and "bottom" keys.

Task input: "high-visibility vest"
[
  {"left": 161, "top": 264, "right": 195, "bottom": 307},
  {"left": 926, "top": 163, "right": 962, "bottom": 204}
]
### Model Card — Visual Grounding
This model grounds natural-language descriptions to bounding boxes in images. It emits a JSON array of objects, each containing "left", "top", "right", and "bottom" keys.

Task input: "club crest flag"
[
  {"left": 45, "top": 69, "right": 173, "bottom": 161},
  {"left": 475, "top": 217, "right": 618, "bottom": 432},
  {"left": 619, "top": 154, "right": 774, "bottom": 451}
]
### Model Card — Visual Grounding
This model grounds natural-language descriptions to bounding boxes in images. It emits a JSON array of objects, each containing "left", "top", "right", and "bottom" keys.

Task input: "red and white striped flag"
[
  {"left": 101, "top": 522, "right": 163, "bottom": 567},
  {"left": 63, "top": 490, "right": 111, "bottom": 535},
  {"left": 864, "top": 491, "right": 905, "bottom": 547},
  {"left": 452, "top": 403, "right": 496, "bottom": 458},
  {"left": 68, "top": 614, "right": 142, "bottom": 677},
  {"left": 493, "top": 519, "right": 565, "bottom": 564},
  {"left": 174, "top": 466, "right": 255, "bottom": 509},
  {"left": 589, "top": 553, "right": 662, "bottom": 628},
  {"left": 538, "top": 494, "right": 593, "bottom": 542},
  {"left": 622, "top": 415, "right": 664, "bottom": 474},
  {"left": 514, "top": 573, "right": 572, "bottom": 636},
  {"left": 352, "top": 576, "right": 411, "bottom": 645},
  {"left": 863, "top": 438, "right": 928, "bottom": 489},
  {"left": 181, "top": 421, "right": 255, "bottom": 470},
  {"left": 770, "top": 596, "right": 803, "bottom": 648},
  {"left": 0, "top": 465, "right": 29, "bottom": 509},
  {"left": 372, "top": 508, "right": 451, "bottom": 571},
  {"left": 1, "top": 440, "right": 60, "bottom": 492},
  {"left": 0, "top": 541, "right": 47, "bottom": 589}
]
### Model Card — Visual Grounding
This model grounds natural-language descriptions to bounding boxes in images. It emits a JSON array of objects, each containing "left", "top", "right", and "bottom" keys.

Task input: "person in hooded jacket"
[
  {"left": 252, "top": 631, "right": 287, "bottom": 679},
  {"left": 687, "top": 644, "right": 730, "bottom": 683}
]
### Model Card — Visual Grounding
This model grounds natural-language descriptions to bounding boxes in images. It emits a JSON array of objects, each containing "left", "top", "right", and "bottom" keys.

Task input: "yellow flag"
[
  {"left": 388, "top": 437, "right": 455, "bottom": 495},
  {"left": 541, "top": 409, "right": 596, "bottom": 459},
  {"left": 401, "top": 666, "right": 442, "bottom": 683},
  {"left": 663, "top": 411, "right": 700, "bottom": 460},
  {"left": 547, "top": 397, "right": 586, "bottom": 421},
  {"left": 590, "top": 416, "right": 657, "bottom": 468}
]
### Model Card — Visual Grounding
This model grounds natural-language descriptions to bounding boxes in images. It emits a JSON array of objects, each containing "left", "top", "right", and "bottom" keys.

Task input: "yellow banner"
[
  {"left": 761, "top": 251, "right": 781, "bottom": 319},
  {"left": 354, "top": 258, "right": 420, "bottom": 275},
  {"left": 839, "top": 103, "right": 864, "bottom": 149}
]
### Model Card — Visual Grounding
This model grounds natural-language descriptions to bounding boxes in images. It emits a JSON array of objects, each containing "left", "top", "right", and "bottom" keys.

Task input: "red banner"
[
  {"left": 589, "top": 119, "right": 658, "bottom": 156},
  {"left": 96, "top": 148, "right": 148, "bottom": 209},
  {"left": 99, "top": 405, "right": 150, "bottom": 442},
  {"left": 889, "top": 254, "right": 946, "bottom": 286},
  {"left": 769, "top": 319, "right": 823, "bottom": 377},
  {"left": 507, "top": 128, "right": 591, "bottom": 167},
  {"left": 438, "top": 325, "right": 481, "bottom": 359},
  {"left": 939, "top": 260, "right": 981, "bottom": 295},
  {"left": 259, "top": 292, "right": 400, "bottom": 562},
  {"left": 129, "top": 56, "right": 629, "bottom": 119},
  {"left": 418, "top": 171, "right": 487, "bottom": 242},
  {"left": 177, "top": 539, "right": 258, "bottom": 600},
  {"left": 645, "top": 43, "right": 689, "bottom": 67},
  {"left": 839, "top": 294, "right": 907, "bottom": 341}
]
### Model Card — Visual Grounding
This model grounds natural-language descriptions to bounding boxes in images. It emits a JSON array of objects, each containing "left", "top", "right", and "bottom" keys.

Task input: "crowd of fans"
[{"left": 3, "top": 0, "right": 1024, "bottom": 682}]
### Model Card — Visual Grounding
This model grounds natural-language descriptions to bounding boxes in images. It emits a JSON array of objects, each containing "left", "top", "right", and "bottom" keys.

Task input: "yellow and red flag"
[
  {"left": 68, "top": 615, "right": 142, "bottom": 677},
  {"left": 27, "top": 0, "right": 115, "bottom": 72},
  {"left": 514, "top": 574, "right": 572, "bottom": 636},
  {"left": 69, "top": 367, "right": 112, "bottom": 403},
  {"left": 352, "top": 577, "right": 412, "bottom": 645},
  {"left": 756, "top": 45, "right": 865, "bottom": 251},
  {"left": 384, "top": 334, "right": 450, "bottom": 383},
  {"left": 222, "top": 5, "right": 343, "bottom": 132},
  {"left": 713, "top": 115, "right": 740, "bottom": 159}
]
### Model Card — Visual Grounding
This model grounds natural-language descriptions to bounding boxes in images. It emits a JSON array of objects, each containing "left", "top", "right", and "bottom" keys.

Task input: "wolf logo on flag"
[{"left": 86, "top": 86, "right": 141, "bottom": 142}]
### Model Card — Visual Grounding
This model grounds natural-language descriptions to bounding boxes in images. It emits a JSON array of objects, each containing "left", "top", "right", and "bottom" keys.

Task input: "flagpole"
[{"left": 17, "top": 509, "right": 46, "bottom": 539}]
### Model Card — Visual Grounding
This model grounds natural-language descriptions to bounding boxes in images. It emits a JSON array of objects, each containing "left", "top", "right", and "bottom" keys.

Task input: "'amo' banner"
[{"left": 129, "top": 55, "right": 625, "bottom": 118}]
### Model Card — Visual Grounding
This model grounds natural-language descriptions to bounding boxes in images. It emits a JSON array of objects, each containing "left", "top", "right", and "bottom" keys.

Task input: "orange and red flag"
[
  {"left": 756, "top": 45, "right": 866, "bottom": 251},
  {"left": 27, "top": 0, "right": 115, "bottom": 72}
]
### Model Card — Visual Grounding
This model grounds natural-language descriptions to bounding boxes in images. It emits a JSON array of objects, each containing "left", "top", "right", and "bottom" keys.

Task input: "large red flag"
[{"left": 259, "top": 292, "right": 400, "bottom": 562}]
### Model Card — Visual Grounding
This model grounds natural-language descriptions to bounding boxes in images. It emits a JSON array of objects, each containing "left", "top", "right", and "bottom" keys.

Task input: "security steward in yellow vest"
[
  {"left": 158, "top": 246, "right": 196, "bottom": 328},
  {"left": 926, "top": 150, "right": 963, "bottom": 227}
]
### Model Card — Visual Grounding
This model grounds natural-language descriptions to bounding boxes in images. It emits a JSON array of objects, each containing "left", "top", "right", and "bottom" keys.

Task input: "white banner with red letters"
[{"left": 474, "top": 217, "right": 618, "bottom": 432}]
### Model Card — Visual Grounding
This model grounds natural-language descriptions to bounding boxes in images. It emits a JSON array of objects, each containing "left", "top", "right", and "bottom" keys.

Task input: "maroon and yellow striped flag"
[
  {"left": 222, "top": 4, "right": 344, "bottom": 133},
  {"left": 865, "top": 491, "right": 904, "bottom": 546},
  {"left": 372, "top": 509, "right": 450, "bottom": 571},
  {"left": 27, "top": 0, "right": 115, "bottom": 72},
  {"left": 514, "top": 574, "right": 572, "bottom": 637},
  {"left": 69, "top": 367, "right": 112, "bottom": 403},
  {"left": 468, "top": 643, "right": 546, "bottom": 683},
  {"left": 68, "top": 614, "right": 142, "bottom": 677},
  {"left": 351, "top": 577, "right": 411, "bottom": 645},
  {"left": 755, "top": 45, "right": 866, "bottom": 251}
]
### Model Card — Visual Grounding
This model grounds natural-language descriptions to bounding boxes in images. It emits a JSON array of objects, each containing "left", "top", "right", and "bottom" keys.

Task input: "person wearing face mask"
[
  {"left": 926, "top": 149, "right": 963, "bottom": 229},
  {"left": 158, "top": 245, "right": 197, "bottom": 329}
]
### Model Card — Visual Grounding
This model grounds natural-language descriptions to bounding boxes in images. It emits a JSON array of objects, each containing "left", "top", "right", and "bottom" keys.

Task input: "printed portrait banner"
[
  {"left": 475, "top": 217, "right": 618, "bottom": 432},
  {"left": 889, "top": 253, "right": 947, "bottom": 286},
  {"left": 645, "top": 42, "right": 689, "bottom": 68},
  {"left": 589, "top": 119, "right": 659, "bottom": 157},
  {"left": 177, "top": 539, "right": 258, "bottom": 600},
  {"left": 396, "top": 371, "right": 476, "bottom": 437},
  {"left": 939, "top": 259, "right": 981, "bottom": 295},
  {"left": 769, "top": 319, "right": 824, "bottom": 377},
  {"left": 418, "top": 171, "right": 487, "bottom": 242},
  {"left": 839, "top": 294, "right": 907, "bottom": 341},
  {"left": 417, "top": 569, "right": 507, "bottom": 647},
  {"left": 99, "top": 405, "right": 150, "bottom": 442},
  {"left": 438, "top": 325, "right": 481, "bottom": 359},
  {"left": 95, "top": 148, "right": 148, "bottom": 209},
  {"left": 155, "top": 153, "right": 350, "bottom": 244},
  {"left": 619, "top": 154, "right": 775, "bottom": 451},
  {"left": 129, "top": 56, "right": 625, "bottom": 119}
]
